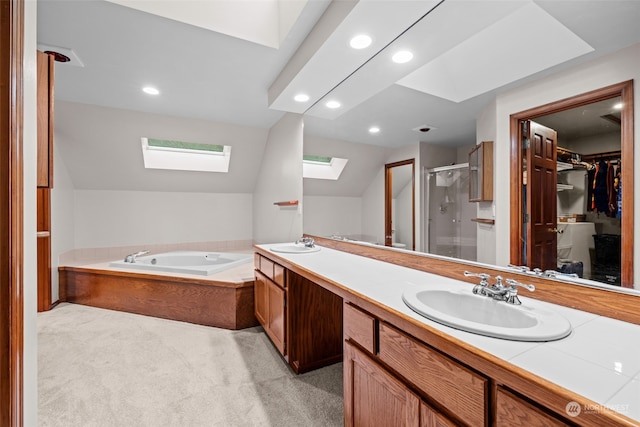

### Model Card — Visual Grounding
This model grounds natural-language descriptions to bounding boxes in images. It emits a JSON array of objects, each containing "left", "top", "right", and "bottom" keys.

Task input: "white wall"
[
  {"left": 475, "top": 99, "right": 498, "bottom": 265},
  {"left": 24, "top": 1, "right": 38, "bottom": 423},
  {"left": 73, "top": 190, "right": 252, "bottom": 248},
  {"left": 361, "top": 144, "right": 421, "bottom": 249},
  {"left": 481, "top": 43, "right": 640, "bottom": 285},
  {"left": 361, "top": 167, "right": 385, "bottom": 244},
  {"left": 55, "top": 101, "right": 268, "bottom": 194},
  {"left": 303, "top": 195, "right": 362, "bottom": 238},
  {"left": 253, "top": 113, "right": 304, "bottom": 244},
  {"left": 395, "top": 182, "right": 413, "bottom": 247},
  {"left": 51, "top": 143, "right": 75, "bottom": 301}
]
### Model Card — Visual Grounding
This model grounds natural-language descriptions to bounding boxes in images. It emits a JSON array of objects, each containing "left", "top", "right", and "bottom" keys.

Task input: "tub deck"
[{"left": 59, "top": 258, "right": 258, "bottom": 330}]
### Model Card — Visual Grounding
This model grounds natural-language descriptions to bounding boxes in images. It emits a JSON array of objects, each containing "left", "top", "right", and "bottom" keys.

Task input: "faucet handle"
[
  {"left": 464, "top": 271, "right": 490, "bottom": 279},
  {"left": 464, "top": 271, "right": 491, "bottom": 286},
  {"left": 505, "top": 278, "right": 535, "bottom": 292}
]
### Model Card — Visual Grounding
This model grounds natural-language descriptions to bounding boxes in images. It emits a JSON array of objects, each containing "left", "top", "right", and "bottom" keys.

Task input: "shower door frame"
[{"left": 424, "top": 163, "right": 470, "bottom": 259}]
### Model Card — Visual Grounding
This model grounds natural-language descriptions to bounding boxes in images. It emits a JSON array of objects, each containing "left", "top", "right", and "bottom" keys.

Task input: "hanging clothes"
[
  {"left": 587, "top": 164, "right": 596, "bottom": 212},
  {"left": 607, "top": 160, "right": 617, "bottom": 217},
  {"left": 592, "top": 160, "right": 609, "bottom": 213},
  {"left": 617, "top": 163, "right": 622, "bottom": 219}
]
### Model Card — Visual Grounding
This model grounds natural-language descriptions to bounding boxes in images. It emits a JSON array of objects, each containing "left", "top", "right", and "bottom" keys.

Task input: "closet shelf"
[{"left": 557, "top": 161, "right": 574, "bottom": 172}]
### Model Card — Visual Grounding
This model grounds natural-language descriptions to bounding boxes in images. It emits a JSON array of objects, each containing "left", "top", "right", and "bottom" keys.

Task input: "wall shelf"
[
  {"left": 471, "top": 218, "right": 495, "bottom": 225},
  {"left": 274, "top": 200, "right": 299, "bottom": 207}
]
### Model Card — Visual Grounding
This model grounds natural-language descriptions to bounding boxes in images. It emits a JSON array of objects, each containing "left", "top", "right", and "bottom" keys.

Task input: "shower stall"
[{"left": 424, "top": 163, "right": 477, "bottom": 261}]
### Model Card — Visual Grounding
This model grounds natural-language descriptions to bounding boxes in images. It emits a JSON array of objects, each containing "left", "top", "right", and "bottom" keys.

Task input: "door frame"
[
  {"left": 1, "top": 0, "right": 25, "bottom": 424},
  {"left": 385, "top": 159, "right": 415, "bottom": 250},
  {"left": 510, "top": 80, "right": 634, "bottom": 287}
]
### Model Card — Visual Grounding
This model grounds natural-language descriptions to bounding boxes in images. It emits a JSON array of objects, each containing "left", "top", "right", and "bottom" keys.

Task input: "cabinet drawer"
[
  {"left": 256, "top": 254, "right": 286, "bottom": 287},
  {"left": 344, "top": 303, "right": 376, "bottom": 354},
  {"left": 379, "top": 323, "right": 488, "bottom": 427},
  {"left": 273, "top": 263, "right": 285, "bottom": 287},
  {"left": 259, "top": 256, "right": 275, "bottom": 279},
  {"left": 495, "top": 387, "right": 566, "bottom": 427}
]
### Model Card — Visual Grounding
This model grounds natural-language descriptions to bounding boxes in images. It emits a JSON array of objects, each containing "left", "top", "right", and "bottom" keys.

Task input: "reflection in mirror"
[
  {"left": 300, "top": 3, "right": 638, "bottom": 293},
  {"left": 385, "top": 160, "right": 415, "bottom": 250},
  {"left": 510, "top": 82, "right": 633, "bottom": 288},
  {"left": 425, "top": 163, "right": 476, "bottom": 261}
]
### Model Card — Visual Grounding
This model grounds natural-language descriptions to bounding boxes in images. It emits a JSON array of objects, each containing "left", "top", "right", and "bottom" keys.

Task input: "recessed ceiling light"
[
  {"left": 392, "top": 50, "right": 414, "bottom": 64},
  {"left": 294, "top": 93, "right": 310, "bottom": 102},
  {"left": 350, "top": 34, "right": 372, "bottom": 49},
  {"left": 369, "top": 126, "right": 380, "bottom": 134},
  {"left": 326, "top": 100, "right": 341, "bottom": 109},
  {"left": 142, "top": 86, "right": 160, "bottom": 95},
  {"left": 613, "top": 102, "right": 623, "bottom": 110}
]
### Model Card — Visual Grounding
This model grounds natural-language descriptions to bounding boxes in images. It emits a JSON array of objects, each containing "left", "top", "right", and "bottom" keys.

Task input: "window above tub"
[
  {"left": 141, "top": 138, "right": 231, "bottom": 173},
  {"left": 303, "top": 154, "right": 348, "bottom": 180}
]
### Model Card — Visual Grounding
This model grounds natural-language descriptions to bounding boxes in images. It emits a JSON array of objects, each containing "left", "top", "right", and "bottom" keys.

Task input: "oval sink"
[
  {"left": 402, "top": 286, "right": 571, "bottom": 341},
  {"left": 270, "top": 244, "right": 321, "bottom": 254}
]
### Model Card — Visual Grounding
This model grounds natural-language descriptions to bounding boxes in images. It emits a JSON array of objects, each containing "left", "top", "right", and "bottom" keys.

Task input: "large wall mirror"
[{"left": 301, "top": 2, "right": 639, "bottom": 297}]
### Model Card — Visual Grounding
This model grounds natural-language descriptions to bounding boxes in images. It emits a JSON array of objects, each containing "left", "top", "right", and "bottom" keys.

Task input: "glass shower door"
[{"left": 426, "top": 164, "right": 477, "bottom": 261}]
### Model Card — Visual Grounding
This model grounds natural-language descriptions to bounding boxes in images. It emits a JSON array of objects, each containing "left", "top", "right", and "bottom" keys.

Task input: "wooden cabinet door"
[
  {"left": 267, "top": 279, "right": 286, "bottom": 355},
  {"left": 420, "top": 402, "right": 457, "bottom": 427},
  {"left": 344, "top": 342, "right": 419, "bottom": 427},
  {"left": 37, "top": 50, "right": 54, "bottom": 188},
  {"left": 254, "top": 271, "right": 267, "bottom": 326},
  {"left": 495, "top": 387, "right": 566, "bottom": 427}
]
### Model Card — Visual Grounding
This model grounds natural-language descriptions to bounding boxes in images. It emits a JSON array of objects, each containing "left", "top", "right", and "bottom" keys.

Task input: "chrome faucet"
[
  {"left": 296, "top": 236, "right": 315, "bottom": 248},
  {"left": 503, "top": 278, "right": 536, "bottom": 304},
  {"left": 464, "top": 271, "right": 535, "bottom": 305},
  {"left": 542, "top": 270, "right": 578, "bottom": 279},
  {"left": 124, "top": 250, "right": 149, "bottom": 263}
]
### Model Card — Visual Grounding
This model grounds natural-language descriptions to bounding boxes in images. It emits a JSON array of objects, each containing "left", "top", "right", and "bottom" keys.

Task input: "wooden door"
[
  {"left": 495, "top": 387, "right": 567, "bottom": 426},
  {"left": 254, "top": 271, "right": 267, "bottom": 326},
  {"left": 37, "top": 50, "right": 54, "bottom": 188},
  {"left": 37, "top": 188, "right": 52, "bottom": 312},
  {"left": 267, "top": 280, "right": 285, "bottom": 355},
  {"left": 344, "top": 342, "right": 420, "bottom": 427},
  {"left": 525, "top": 120, "right": 558, "bottom": 271}
]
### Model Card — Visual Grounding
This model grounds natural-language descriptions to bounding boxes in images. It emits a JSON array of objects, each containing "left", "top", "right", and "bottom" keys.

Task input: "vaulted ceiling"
[{"left": 37, "top": 0, "right": 640, "bottom": 193}]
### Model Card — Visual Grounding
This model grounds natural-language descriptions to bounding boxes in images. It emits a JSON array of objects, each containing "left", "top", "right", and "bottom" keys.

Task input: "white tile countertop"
[{"left": 256, "top": 243, "right": 640, "bottom": 423}]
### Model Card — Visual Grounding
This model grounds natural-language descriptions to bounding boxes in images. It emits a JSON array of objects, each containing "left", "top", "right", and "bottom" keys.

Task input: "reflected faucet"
[
  {"left": 124, "top": 250, "right": 149, "bottom": 263},
  {"left": 296, "top": 237, "right": 315, "bottom": 248}
]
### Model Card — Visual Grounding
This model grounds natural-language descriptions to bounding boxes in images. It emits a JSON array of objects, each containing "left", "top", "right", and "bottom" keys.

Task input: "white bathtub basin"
[
  {"left": 402, "top": 285, "right": 571, "bottom": 341},
  {"left": 270, "top": 243, "right": 320, "bottom": 254},
  {"left": 109, "top": 251, "right": 252, "bottom": 276}
]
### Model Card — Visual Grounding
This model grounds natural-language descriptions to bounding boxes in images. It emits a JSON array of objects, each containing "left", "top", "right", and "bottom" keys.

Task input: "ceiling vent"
[
  {"left": 412, "top": 125, "right": 437, "bottom": 133},
  {"left": 37, "top": 44, "right": 84, "bottom": 67}
]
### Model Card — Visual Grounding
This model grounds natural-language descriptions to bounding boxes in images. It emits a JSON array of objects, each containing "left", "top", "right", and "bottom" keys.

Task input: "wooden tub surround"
[
  {"left": 59, "top": 262, "right": 258, "bottom": 330},
  {"left": 255, "top": 239, "right": 640, "bottom": 426}
]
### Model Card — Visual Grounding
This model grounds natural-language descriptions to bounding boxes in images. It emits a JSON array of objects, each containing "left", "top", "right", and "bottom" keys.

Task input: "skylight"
[
  {"left": 303, "top": 154, "right": 348, "bottom": 180},
  {"left": 141, "top": 138, "right": 231, "bottom": 173}
]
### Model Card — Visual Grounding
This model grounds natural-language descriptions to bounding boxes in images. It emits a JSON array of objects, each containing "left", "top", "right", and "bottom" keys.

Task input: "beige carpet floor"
[{"left": 38, "top": 303, "right": 344, "bottom": 426}]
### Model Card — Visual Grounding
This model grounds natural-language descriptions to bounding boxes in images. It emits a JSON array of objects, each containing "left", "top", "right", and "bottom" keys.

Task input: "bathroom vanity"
[
  {"left": 254, "top": 239, "right": 640, "bottom": 427},
  {"left": 253, "top": 252, "right": 343, "bottom": 373}
]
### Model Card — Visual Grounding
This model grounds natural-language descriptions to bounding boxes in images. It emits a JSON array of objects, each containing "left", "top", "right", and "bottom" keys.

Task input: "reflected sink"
[
  {"left": 270, "top": 243, "right": 321, "bottom": 254},
  {"left": 402, "top": 285, "right": 571, "bottom": 341}
]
